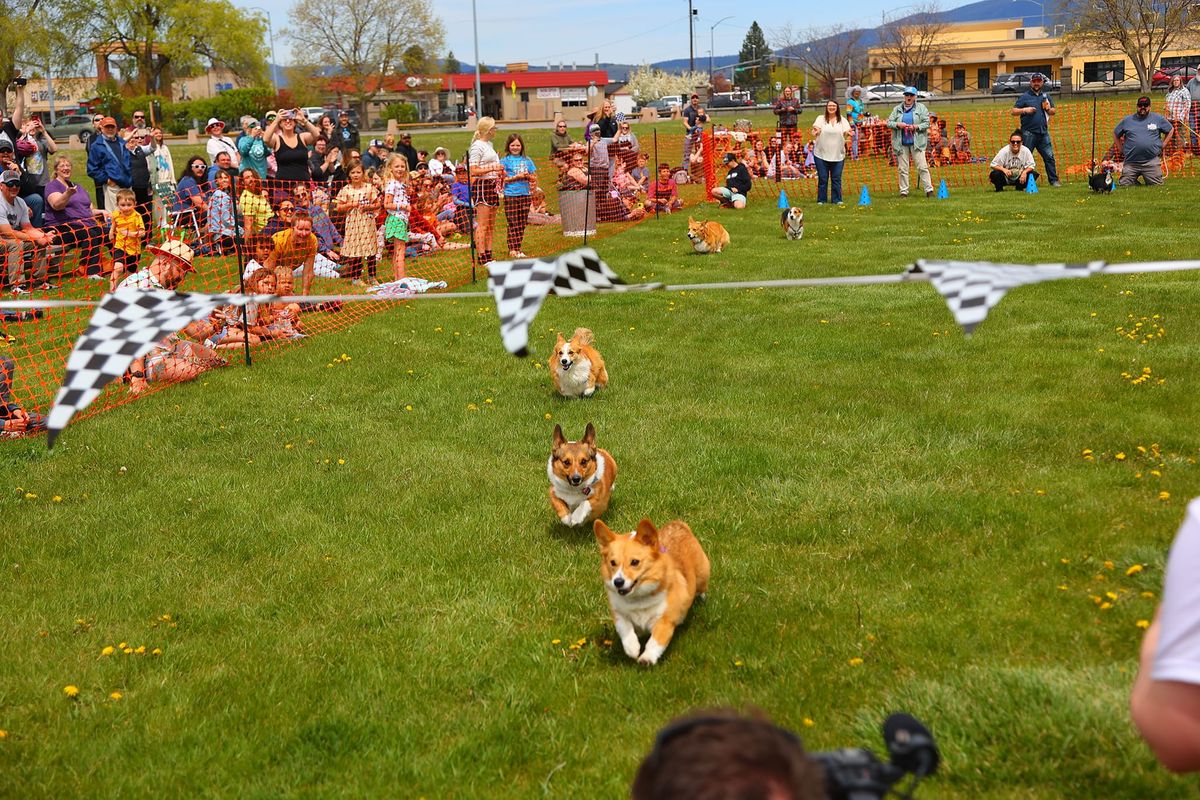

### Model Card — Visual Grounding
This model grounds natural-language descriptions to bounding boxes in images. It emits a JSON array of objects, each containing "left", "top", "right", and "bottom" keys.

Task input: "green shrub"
[{"left": 381, "top": 102, "right": 419, "bottom": 124}]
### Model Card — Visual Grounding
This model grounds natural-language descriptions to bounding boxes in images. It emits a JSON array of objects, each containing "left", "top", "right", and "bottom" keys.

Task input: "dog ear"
[
  {"left": 553, "top": 424, "right": 566, "bottom": 447},
  {"left": 594, "top": 519, "right": 616, "bottom": 546},
  {"left": 635, "top": 518, "right": 659, "bottom": 549},
  {"left": 554, "top": 332, "right": 564, "bottom": 346},
  {"left": 581, "top": 422, "right": 596, "bottom": 447},
  {"left": 688, "top": 216, "right": 696, "bottom": 225}
]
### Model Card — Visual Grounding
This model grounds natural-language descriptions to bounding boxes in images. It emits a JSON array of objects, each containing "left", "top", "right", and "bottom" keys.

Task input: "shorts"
[
  {"left": 470, "top": 178, "right": 500, "bottom": 207},
  {"left": 384, "top": 215, "right": 409, "bottom": 242},
  {"left": 112, "top": 247, "right": 139, "bottom": 267}
]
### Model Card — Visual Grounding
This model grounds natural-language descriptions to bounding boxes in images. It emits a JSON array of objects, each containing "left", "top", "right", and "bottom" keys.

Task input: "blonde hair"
[
  {"left": 473, "top": 116, "right": 496, "bottom": 140},
  {"left": 115, "top": 188, "right": 137, "bottom": 203},
  {"left": 383, "top": 154, "right": 407, "bottom": 178}
]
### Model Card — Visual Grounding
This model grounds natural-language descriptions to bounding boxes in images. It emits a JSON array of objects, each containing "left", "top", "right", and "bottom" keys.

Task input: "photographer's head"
[{"left": 632, "top": 709, "right": 824, "bottom": 800}]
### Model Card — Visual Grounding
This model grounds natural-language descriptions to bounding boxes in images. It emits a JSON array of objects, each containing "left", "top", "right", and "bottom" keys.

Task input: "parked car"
[
  {"left": 1152, "top": 65, "right": 1198, "bottom": 88},
  {"left": 990, "top": 73, "right": 1061, "bottom": 94},
  {"left": 709, "top": 90, "right": 753, "bottom": 109},
  {"left": 863, "top": 83, "right": 933, "bottom": 100},
  {"left": 301, "top": 106, "right": 329, "bottom": 124},
  {"left": 638, "top": 98, "right": 677, "bottom": 117},
  {"left": 46, "top": 113, "right": 97, "bottom": 146},
  {"left": 425, "top": 108, "right": 466, "bottom": 125}
]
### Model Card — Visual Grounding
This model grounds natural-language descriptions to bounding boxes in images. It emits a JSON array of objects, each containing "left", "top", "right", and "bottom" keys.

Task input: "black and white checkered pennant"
[
  {"left": 487, "top": 248, "right": 628, "bottom": 357},
  {"left": 46, "top": 289, "right": 245, "bottom": 446},
  {"left": 910, "top": 260, "right": 1105, "bottom": 334}
]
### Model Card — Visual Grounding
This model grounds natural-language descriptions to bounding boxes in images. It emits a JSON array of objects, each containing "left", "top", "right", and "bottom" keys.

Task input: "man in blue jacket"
[
  {"left": 1011, "top": 73, "right": 1060, "bottom": 187},
  {"left": 86, "top": 117, "right": 132, "bottom": 212}
]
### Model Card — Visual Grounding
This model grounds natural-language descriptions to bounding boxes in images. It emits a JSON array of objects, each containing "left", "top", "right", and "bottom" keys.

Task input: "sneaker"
[
  {"left": 87, "top": 274, "right": 105, "bottom": 281},
  {"left": 926, "top": 190, "right": 934, "bottom": 198},
  {"left": 1050, "top": 180, "right": 1062, "bottom": 187},
  {"left": 38, "top": 281, "right": 58, "bottom": 290},
  {"left": 899, "top": 192, "right": 908, "bottom": 198},
  {"left": 9, "top": 286, "right": 27, "bottom": 296}
]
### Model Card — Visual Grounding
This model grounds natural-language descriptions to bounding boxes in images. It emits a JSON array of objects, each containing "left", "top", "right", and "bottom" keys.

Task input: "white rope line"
[{"left": 3, "top": 259, "right": 1200, "bottom": 311}]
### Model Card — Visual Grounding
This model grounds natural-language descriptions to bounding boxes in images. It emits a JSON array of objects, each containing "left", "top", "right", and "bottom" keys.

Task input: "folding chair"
[{"left": 153, "top": 182, "right": 202, "bottom": 243}]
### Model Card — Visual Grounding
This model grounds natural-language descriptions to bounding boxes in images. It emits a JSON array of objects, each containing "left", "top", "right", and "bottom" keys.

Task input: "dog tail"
[{"left": 572, "top": 327, "right": 594, "bottom": 346}]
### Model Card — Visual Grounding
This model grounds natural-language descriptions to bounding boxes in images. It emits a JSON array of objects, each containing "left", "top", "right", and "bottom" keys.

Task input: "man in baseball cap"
[
  {"left": 712, "top": 150, "right": 751, "bottom": 208},
  {"left": 1012, "top": 72, "right": 1060, "bottom": 186},
  {"left": 0, "top": 167, "right": 54, "bottom": 293}
]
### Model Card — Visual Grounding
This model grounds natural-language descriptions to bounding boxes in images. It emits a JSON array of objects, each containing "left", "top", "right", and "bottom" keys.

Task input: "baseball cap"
[
  {"left": 1137, "top": 95, "right": 1151, "bottom": 106},
  {"left": 723, "top": 152, "right": 738, "bottom": 163},
  {"left": 338, "top": 109, "right": 349, "bottom": 117},
  {"left": 1030, "top": 73, "right": 1046, "bottom": 81},
  {"left": 1, "top": 169, "right": 20, "bottom": 184},
  {"left": 690, "top": 93, "right": 699, "bottom": 99},
  {"left": 370, "top": 138, "right": 385, "bottom": 147},
  {"left": 147, "top": 239, "right": 195, "bottom": 271},
  {"left": 955, "top": 121, "right": 965, "bottom": 127},
  {"left": 0, "top": 136, "right": 12, "bottom": 152},
  {"left": 454, "top": 163, "right": 467, "bottom": 172},
  {"left": 100, "top": 116, "right": 117, "bottom": 128},
  {"left": 206, "top": 117, "right": 224, "bottom": 130},
  {"left": 903, "top": 86, "right": 918, "bottom": 96}
]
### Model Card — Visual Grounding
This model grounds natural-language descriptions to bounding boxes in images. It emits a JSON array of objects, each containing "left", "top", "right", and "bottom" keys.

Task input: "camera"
[
  {"left": 10, "top": 77, "right": 27, "bottom": 87},
  {"left": 811, "top": 713, "right": 940, "bottom": 800}
]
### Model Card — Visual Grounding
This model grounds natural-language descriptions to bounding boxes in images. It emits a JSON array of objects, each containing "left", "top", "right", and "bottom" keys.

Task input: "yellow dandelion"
[
  {"left": 24, "top": 492, "right": 36, "bottom": 500},
  {"left": 1100, "top": 602, "right": 1112, "bottom": 610},
  {"left": 1104, "top": 560, "right": 1114, "bottom": 570},
  {"left": 109, "top": 691, "right": 123, "bottom": 701},
  {"left": 52, "top": 495, "right": 62, "bottom": 503},
  {"left": 0, "top": 729, "right": 7, "bottom": 738},
  {"left": 123, "top": 647, "right": 133, "bottom": 654},
  {"left": 803, "top": 718, "right": 815, "bottom": 727},
  {"left": 551, "top": 639, "right": 561, "bottom": 645},
  {"left": 100, "top": 646, "right": 114, "bottom": 656},
  {"left": 1081, "top": 449, "right": 1093, "bottom": 457},
  {"left": 1060, "top": 558, "right": 1070, "bottom": 564},
  {"left": 1141, "top": 591, "right": 1155, "bottom": 599},
  {"left": 337, "top": 459, "right": 346, "bottom": 465},
  {"left": 1126, "top": 564, "right": 1144, "bottom": 576},
  {"left": 118, "top": 641, "right": 127, "bottom": 649},
  {"left": 544, "top": 413, "right": 552, "bottom": 420},
  {"left": 1057, "top": 584, "right": 1069, "bottom": 591},
  {"left": 1160, "top": 491, "right": 1171, "bottom": 501},
  {"left": 134, "top": 645, "right": 146, "bottom": 654},
  {"left": 284, "top": 443, "right": 294, "bottom": 450},
  {"left": 568, "top": 643, "right": 580, "bottom": 650},
  {"left": 1136, "top": 619, "right": 1150, "bottom": 629},
  {"left": 467, "top": 403, "right": 479, "bottom": 411},
  {"left": 1115, "top": 452, "right": 1126, "bottom": 461},
  {"left": 734, "top": 659, "right": 744, "bottom": 667},
  {"left": 151, "top": 648, "right": 162, "bottom": 656},
  {"left": 848, "top": 657, "right": 864, "bottom": 666},
  {"left": 577, "top": 638, "right": 587, "bottom": 645},
  {"left": 63, "top": 685, "right": 79, "bottom": 699},
  {"left": 405, "top": 405, "right": 413, "bottom": 412},
  {"left": 1105, "top": 591, "right": 1118, "bottom": 601}
]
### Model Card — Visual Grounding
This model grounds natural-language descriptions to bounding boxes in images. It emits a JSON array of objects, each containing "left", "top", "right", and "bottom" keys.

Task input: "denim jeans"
[
  {"left": 1020, "top": 128, "right": 1058, "bottom": 183},
  {"left": 814, "top": 157, "right": 845, "bottom": 204}
]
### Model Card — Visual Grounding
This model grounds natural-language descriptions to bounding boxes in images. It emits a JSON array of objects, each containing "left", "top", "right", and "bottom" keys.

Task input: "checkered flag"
[
  {"left": 910, "top": 260, "right": 1105, "bottom": 334},
  {"left": 488, "top": 248, "right": 635, "bottom": 356},
  {"left": 46, "top": 289, "right": 240, "bottom": 446}
]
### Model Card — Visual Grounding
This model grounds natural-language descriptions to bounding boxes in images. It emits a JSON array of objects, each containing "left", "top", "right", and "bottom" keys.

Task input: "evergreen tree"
[
  {"left": 444, "top": 50, "right": 461, "bottom": 73},
  {"left": 737, "top": 21, "right": 771, "bottom": 90}
]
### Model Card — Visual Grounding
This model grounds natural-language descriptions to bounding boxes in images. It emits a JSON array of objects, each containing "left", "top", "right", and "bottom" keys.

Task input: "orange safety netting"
[
  {"left": 702, "top": 97, "right": 1200, "bottom": 200},
  {"left": 0, "top": 133, "right": 710, "bottom": 438}
]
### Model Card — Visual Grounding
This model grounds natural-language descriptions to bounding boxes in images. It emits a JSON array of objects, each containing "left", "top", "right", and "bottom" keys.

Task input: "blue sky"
[{"left": 235, "top": 0, "right": 915, "bottom": 68}]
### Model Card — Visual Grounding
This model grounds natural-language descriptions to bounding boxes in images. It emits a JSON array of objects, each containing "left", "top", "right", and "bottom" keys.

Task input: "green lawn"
[{"left": 1, "top": 176, "right": 1198, "bottom": 798}]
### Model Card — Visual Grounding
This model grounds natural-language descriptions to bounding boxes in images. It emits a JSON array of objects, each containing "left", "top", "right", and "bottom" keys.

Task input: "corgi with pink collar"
[{"left": 547, "top": 423, "right": 617, "bottom": 527}]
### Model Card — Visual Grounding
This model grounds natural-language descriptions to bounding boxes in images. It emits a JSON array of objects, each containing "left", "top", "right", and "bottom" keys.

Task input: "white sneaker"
[{"left": 10, "top": 286, "right": 27, "bottom": 295}]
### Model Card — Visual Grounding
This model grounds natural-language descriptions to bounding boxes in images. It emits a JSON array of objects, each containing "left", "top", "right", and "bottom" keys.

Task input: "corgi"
[
  {"left": 686, "top": 216, "right": 730, "bottom": 254},
  {"left": 595, "top": 518, "right": 710, "bottom": 665},
  {"left": 548, "top": 423, "right": 617, "bottom": 526},
  {"left": 549, "top": 327, "right": 608, "bottom": 398},
  {"left": 781, "top": 206, "right": 805, "bottom": 240}
]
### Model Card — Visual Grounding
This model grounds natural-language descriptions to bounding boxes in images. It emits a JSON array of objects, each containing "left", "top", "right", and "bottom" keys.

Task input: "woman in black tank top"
[{"left": 264, "top": 108, "right": 322, "bottom": 183}]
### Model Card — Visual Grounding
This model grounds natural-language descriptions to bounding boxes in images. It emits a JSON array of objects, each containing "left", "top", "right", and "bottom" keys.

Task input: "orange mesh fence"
[
  {"left": 0, "top": 133, "right": 711, "bottom": 438},
  {"left": 702, "top": 98, "right": 1200, "bottom": 202}
]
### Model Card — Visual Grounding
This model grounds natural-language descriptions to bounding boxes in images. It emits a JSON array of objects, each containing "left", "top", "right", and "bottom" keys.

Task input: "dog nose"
[
  {"left": 613, "top": 576, "right": 625, "bottom": 589},
  {"left": 560, "top": 358, "right": 570, "bottom": 367},
  {"left": 570, "top": 474, "right": 582, "bottom": 485}
]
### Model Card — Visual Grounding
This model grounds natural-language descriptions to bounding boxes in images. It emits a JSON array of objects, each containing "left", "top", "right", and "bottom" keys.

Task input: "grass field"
[{"left": 2, "top": 168, "right": 1198, "bottom": 798}]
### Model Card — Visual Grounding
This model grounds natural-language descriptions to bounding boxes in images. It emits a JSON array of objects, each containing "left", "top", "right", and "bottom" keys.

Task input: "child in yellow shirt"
[{"left": 109, "top": 189, "right": 146, "bottom": 290}]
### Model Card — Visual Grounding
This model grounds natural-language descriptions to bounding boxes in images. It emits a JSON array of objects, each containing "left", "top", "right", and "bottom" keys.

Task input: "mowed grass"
[{"left": 2, "top": 180, "right": 1199, "bottom": 799}]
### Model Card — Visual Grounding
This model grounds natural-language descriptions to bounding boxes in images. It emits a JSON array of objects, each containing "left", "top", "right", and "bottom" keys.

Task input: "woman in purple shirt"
[{"left": 43, "top": 156, "right": 107, "bottom": 278}]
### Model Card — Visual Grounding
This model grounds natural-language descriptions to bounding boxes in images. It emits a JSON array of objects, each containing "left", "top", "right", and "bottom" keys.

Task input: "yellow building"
[{"left": 867, "top": 18, "right": 1200, "bottom": 93}]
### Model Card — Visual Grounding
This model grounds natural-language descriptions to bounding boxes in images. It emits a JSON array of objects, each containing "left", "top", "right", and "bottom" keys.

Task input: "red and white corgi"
[
  {"left": 686, "top": 216, "right": 730, "bottom": 254},
  {"left": 549, "top": 327, "right": 608, "bottom": 398},
  {"left": 595, "top": 518, "right": 710, "bottom": 665},
  {"left": 548, "top": 423, "right": 617, "bottom": 526}
]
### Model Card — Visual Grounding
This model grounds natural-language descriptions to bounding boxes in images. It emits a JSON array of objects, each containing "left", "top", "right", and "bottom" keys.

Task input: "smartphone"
[{"left": 65, "top": 179, "right": 75, "bottom": 188}]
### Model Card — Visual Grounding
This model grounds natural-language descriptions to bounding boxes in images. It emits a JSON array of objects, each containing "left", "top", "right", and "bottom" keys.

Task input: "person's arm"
[
  {"left": 1131, "top": 613, "right": 1200, "bottom": 772},
  {"left": 301, "top": 249, "right": 315, "bottom": 295},
  {"left": 40, "top": 127, "right": 57, "bottom": 154},
  {"left": 46, "top": 181, "right": 74, "bottom": 211},
  {"left": 1011, "top": 97, "right": 1029, "bottom": 117},
  {"left": 10, "top": 84, "right": 24, "bottom": 129},
  {"left": 264, "top": 113, "right": 283, "bottom": 148},
  {"left": 1044, "top": 97, "right": 1056, "bottom": 117},
  {"left": 297, "top": 114, "right": 321, "bottom": 145}
]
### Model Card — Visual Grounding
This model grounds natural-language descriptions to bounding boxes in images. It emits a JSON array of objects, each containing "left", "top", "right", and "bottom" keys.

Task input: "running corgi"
[
  {"left": 595, "top": 518, "right": 710, "bottom": 665},
  {"left": 686, "top": 216, "right": 730, "bottom": 254},
  {"left": 548, "top": 423, "right": 617, "bottom": 526},
  {"left": 549, "top": 327, "right": 608, "bottom": 398}
]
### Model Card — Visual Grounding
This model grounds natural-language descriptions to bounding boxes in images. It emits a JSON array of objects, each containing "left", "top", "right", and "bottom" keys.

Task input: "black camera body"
[
  {"left": 811, "top": 713, "right": 940, "bottom": 800},
  {"left": 10, "top": 77, "right": 27, "bottom": 87}
]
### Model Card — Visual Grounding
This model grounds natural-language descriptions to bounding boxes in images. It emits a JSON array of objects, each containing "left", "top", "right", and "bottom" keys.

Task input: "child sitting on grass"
[{"left": 109, "top": 188, "right": 145, "bottom": 290}]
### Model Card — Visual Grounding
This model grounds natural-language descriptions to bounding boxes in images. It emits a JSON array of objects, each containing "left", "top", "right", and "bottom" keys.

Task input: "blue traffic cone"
[
  {"left": 1025, "top": 174, "right": 1039, "bottom": 194},
  {"left": 937, "top": 178, "right": 949, "bottom": 199},
  {"left": 778, "top": 189, "right": 789, "bottom": 209},
  {"left": 858, "top": 185, "right": 871, "bottom": 206}
]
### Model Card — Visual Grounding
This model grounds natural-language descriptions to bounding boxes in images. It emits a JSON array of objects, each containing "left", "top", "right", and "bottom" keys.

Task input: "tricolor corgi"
[
  {"left": 781, "top": 206, "right": 805, "bottom": 240},
  {"left": 686, "top": 216, "right": 730, "bottom": 254},
  {"left": 548, "top": 423, "right": 617, "bottom": 526},
  {"left": 595, "top": 518, "right": 710, "bottom": 666},
  {"left": 549, "top": 327, "right": 608, "bottom": 398}
]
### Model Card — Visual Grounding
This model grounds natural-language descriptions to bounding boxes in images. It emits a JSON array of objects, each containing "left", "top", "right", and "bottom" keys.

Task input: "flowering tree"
[{"left": 624, "top": 65, "right": 709, "bottom": 101}]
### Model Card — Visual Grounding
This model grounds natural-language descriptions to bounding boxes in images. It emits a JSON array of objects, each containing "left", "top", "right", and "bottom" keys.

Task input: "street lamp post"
[
  {"left": 709, "top": 16, "right": 734, "bottom": 83},
  {"left": 688, "top": 1, "right": 697, "bottom": 73},
  {"left": 1013, "top": 0, "right": 1046, "bottom": 32},
  {"left": 247, "top": 6, "right": 279, "bottom": 97}
]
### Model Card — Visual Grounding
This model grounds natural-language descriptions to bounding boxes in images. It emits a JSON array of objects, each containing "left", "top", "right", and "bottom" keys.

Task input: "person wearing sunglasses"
[
  {"left": 1112, "top": 96, "right": 1174, "bottom": 187},
  {"left": 122, "top": 111, "right": 147, "bottom": 138},
  {"left": 988, "top": 130, "right": 1037, "bottom": 192},
  {"left": 0, "top": 168, "right": 54, "bottom": 294}
]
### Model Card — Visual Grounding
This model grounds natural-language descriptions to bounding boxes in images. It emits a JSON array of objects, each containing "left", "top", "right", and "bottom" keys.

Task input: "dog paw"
[
  {"left": 637, "top": 652, "right": 660, "bottom": 666},
  {"left": 559, "top": 514, "right": 572, "bottom": 525},
  {"left": 583, "top": 387, "right": 595, "bottom": 397}
]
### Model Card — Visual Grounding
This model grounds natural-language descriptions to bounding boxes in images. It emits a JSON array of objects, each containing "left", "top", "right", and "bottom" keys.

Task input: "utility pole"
[{"left": 689, "top": 0, "right": 696, "bottom": 73}]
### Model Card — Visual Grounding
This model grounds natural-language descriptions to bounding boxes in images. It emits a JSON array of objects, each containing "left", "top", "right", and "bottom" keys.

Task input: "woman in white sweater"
[{"left": 810, "top": 101, "right": 852, "bottom": 204}]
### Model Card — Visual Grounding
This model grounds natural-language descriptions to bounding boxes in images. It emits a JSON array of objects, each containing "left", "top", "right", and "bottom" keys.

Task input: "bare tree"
[
  {"left": 875, "top": 2, "right": 953, "bottom": 89},
  {"left": 772, "top": 22, "right": 867, "bottom": 100},
  {"left": 285, "top": 0, "right": 442, "bottom": 119},
  {"left": 1064, "top": 0, "right": 1200, "bottom": 91}
]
